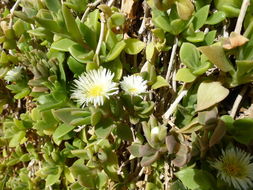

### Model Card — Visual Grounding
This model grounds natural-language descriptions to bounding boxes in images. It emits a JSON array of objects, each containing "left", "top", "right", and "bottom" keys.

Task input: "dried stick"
[
  {"left": 95, "top": 12, "right": 106, "bottom": 56},
  {"left": 9, "top": 0, "right": 21, "bottom": 28},
  {"left": 163, "top": 89, "right": 188, "bottom": 120},
  {"left": 234, "top": 0, "right": 250, "bottom": 34},
  {"left": 81, "top": 0, "right": 101, "bottom": 22},
  {"left": 230, "top": 86, "right": 248, "bottom": 118},
  {"left": 164, "top": 161, "right": 170, "bottom": 190},
  {"left": 138, "top": 1, "right": 149, "bottom": 35},
  {"left": 230, "top": 0, "right": 250, "bottom": 118},
  {"left": 107, "top": 0, "right": 116, "bottom": 6},
  {"left": 165, "top": 38, "right": 178, "bottom": 82}
]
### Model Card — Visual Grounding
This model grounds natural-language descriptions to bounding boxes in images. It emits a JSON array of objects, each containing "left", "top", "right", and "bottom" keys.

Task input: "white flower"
[
  {"left": 71, "top": 68, "right": 118, "bottom": 107},
  {"left": 151, "top": 127, "right": 160, "bottom": 136},
  {"left": 4, "top": 66, "right": 23, "bottom": 82},
  {"left": 120, "top": 75, "right": 147, "bottom": 97},
  {"left": 211, "top": 147, "right": 253, "bottom": 190}
]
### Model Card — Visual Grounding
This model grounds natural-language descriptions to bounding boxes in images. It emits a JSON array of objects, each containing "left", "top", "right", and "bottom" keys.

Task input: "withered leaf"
[
  {"left": 166, "top": 135, "right": 178, "bottom": 154},
  {"left": 209, "top": 119, "right": 226, "bottom": 147},
  {"left": 223, "top": 32, "right": 249, "bottom": 50}
]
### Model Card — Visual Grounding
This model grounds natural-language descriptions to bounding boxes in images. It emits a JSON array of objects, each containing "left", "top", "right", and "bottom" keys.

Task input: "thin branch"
[
  {"left": 230, "top": 85, "right": 248, "bottom": 119},
  {"left": 165, "top": 37, "right": 178, "bottom": 82},
  {"left": 138, "top": 1, "right": 149, "bottom": 35},
  {"left": 229, "top": 2, "right": 250, "bottom": 119},
  {"left": 234, "top": 0, "right": 250, "bottom": 34},
  {"left": 107, "top": 0, "right": 116, "bottom": 7},
  {"left": 95, "top": 12, "right": 106, "bottom": 56},
  {"left": 138, "top": 167, "right": 145, "bottom": 178},
  {"left": 164, "top": 161, "right": 169, "bottom": 190},
  {"left": 223, "top": 24, "right": 229, "bottom": 37},
  {"left": 172, "top": 69, "right": 177, "bottom": 93},
  {"left": 81, "top": 0, "right": 101, "bottom": 22},
  {"left": 9, "top": 0, "right": 21, "bottom": 28},
  {"left": 163, "top": 89, "right": 188, "bottom": 120}
]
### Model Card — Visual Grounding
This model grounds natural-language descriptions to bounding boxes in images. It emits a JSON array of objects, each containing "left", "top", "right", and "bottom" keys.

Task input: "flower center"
[
  {"left": 223, "top": 163, "right": 245, "bottom": 177},
  {"left": 129, "top": 88, "right": 138, "bottom": 93},
  {"left": 88, "top": 85, "right": 104, "bottom": 97}
]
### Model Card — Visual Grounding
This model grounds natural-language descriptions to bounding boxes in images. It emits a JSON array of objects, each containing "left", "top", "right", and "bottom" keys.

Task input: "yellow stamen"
[
  {"left": 88, "top": 85, "right": 103, "bottom": 97},
  {"left": 129, "top": 88, "right": 138, "bottom": 93}
]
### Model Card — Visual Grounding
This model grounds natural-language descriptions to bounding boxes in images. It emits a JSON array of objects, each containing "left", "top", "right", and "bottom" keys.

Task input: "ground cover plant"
[{"left": 1, "top": 0, "right": 253, "bottom": 189}]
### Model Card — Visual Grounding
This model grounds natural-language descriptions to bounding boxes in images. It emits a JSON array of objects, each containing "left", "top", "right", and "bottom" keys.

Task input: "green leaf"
[
  {"left": 78, "top": 21, "right": 97, "bottom": 49},
  {"left": 35, "top": 17, "right": 62, "bottom": 34},
  {"left": 103, "top": 58, "right": 123, "bottom": 81},
  {"left": 176, "top": 0, "right": 194, "bottom": 21},
  {"left": 170, "top": 19, "right": 188, "bottom": 35},
  {"left": 53, "top": 123, "right": 76, "bottom": 141},
  {"left": 70, "top": 163, "right": 96, "bottom": 189},
  {"left": 115, "top": 124, "right": 133, "bottom": 141},
  {"left": 151, "top": 76, "right": 169, "bottom": 89},
  {"left": 105, "top": 40, "right": 126, "bottom": 62},
  {"left": 193, "top": 5, "right": 210, "bottom": 30},
  {"left": 105, "top": 29, "right": 118, "bottom": 50},
  {"left": 13, "top": 19, "right": 27, "bottom": 37},
  {"left": 27, "top": 27, "right": 52, "bottom": 39},
  {"left": 196, "top": 81, "right": 229, "bottom": 111},
  {"left": 205, "top": 11, "right": 226, "bottom": 25},
  {"left": 110, "top": 12, "right": 125, "bottom": 26},
  {"left": 214, "top": 0, "right": 241, "bottom": 18},
  {"left": 170, "top": 180, "right": 187, "bottom": 190},
  {"left": 232, "top": 118, "right": 253, "bottom": 144},
  {"left": 220, "top": 115, "right": 234, "bottom": 131},
  {"left": 186, "top": 32, "right": 205, "bottom": 42},
  {"left": 146, "top": 42, "right": 156, "bottom": 63},
  {"left": 69, "top": 44, "right": 94, "bottom": 63},
  {"left": 14, "top": 88, "right": 30, "bottom": 99},
  {"left": 86, "top": 9, "right": 100, "bottom": 36},
  {"left": 175, "top": 68, "right": 197, "bottom": 83},
  {"left": 70, "top": 117, "right": 91, "bottom": 126},
  {"left": 124, "top": 38, "right": 145, "bottom": 55},
  {"left": 97, "top": 171, "right": 108, "bottom": 189},
  {"left": 67, "top": 56, "right": 85, "bottom": 75},
  {"left": 236, "top": 60, "right": 253, "bottom": 77},
  {"left": 62, "top": 5, "right": 83, "bottom": 44},
  {"left": 180, "top": 43, "right": 200, "bottom": 71},
  {"left": 152, "top": 14, "right": 172, "bottom": 33},
  {"left": 9, "top": 131, "right": 26, "bottom": 147},
  {"left": 44, "top": 0, "right": 61, "bottom": 13},
  {"left": 51, "top": 38, "right": 77, "bottom": 52},
  {"left": 175, "top": 168, "right": 216, "bottom": 190},
  {"left": 52, "top": 108, "right": 91, "bottom": 125},
  {"left": 90, "top": 108, "right": 102, "bottom": 126},
  {"left": 199, "top": 45, "right": 234, "bottom": 72},
  {"left": 145, "top": 182, "right": 161, "bottom": 190},
  {"left": 204, "top": 30, "right": 217, "bottom": 45},
  {"left": 95, "top": 119, "right": 114, "bottom": 138},
  {"left": 64, "top": 167, "right": 75, "bottom": 183},
  {"left": 46, "top": 166, "right": 62, "bottom": 187}
]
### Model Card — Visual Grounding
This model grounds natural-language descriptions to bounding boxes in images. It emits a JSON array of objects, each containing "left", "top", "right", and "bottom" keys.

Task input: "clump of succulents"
[{"left": 1, "top": 0, "right": 253, "bottom": 190}]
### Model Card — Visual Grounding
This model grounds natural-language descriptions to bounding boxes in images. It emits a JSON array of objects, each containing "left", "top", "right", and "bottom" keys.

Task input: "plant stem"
[
  {"left": 164, "top": 161, "right": 169, "bottom": 190},
  {"left": 163, "top": 88, "right": 188, "bottom": 120},
  {"left": 9, "top": 0, "right": 21, "bottom": 28},
  {"left": 95, "top": 12, "right": 106, "bottom": 56},
  {"left": 81, "top": 0, "right": 101, "bottom": 22},
  {"left": 230, "top": 85, "right": 248, "bottom": 119},
  {"left": 138, "top": 1, "right": 149, "bottom": 35},
  {"left": 234, "top": 0, "right": 250, "bottom": 34},
  {"left": 165, "top": 37, "right": 178, "bottom": 82},
  {"left": 107, "top": 0, "right": 116, "bottom": 6}
]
